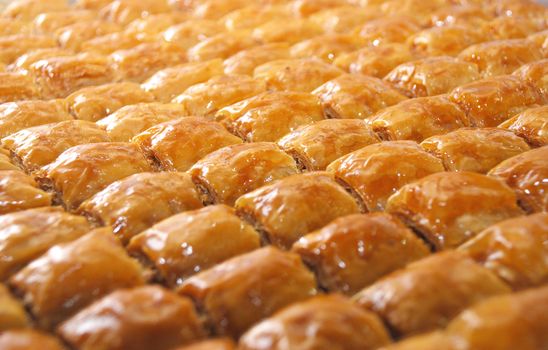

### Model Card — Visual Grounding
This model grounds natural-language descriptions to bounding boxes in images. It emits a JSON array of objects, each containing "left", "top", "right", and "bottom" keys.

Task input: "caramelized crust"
[
  {"left": 482, "top": 16, "right": 545, "bottom": 40},
  {"left": 290, "top": 34, "right": 363, "bottom": 63},
  {"left": 450, "top": 75, "right": 544, "bottom": 127},
  {"left": 420, "top": 127, "right": 531, "bottom": 173},
  {"left": 407, "top": 25, "right": 487, "bottom": 57},
  {"left": 132, "top": 117, "right": 242, "bottom": 172},
  {"left": 429, "top": 4, "right": 494, "bottom": 27},
  {"left": 0, "top": 330, "right": 67, "bottom": 350},
  {"left": 384, "top": 57, "right": 481, "bottom": 98},
  {"left": 499, "top": 105, "right": 548, "bottom": 147},
  {"left": 386, "top": 172, "right": 524, "bottom": 249},
  {"left": 293, "top": 213, "right": 430, "bottom": 295},
  {"left": 79, "top": 172, "right": 203, "bottom": 244},
  {"left": 252, "top": 19, "right": 323, "bottom": 45},
  {"left": 377, "top": 332, "right": 458, "bottom": 350},
  {"left": 175, "top": 339, "right": 235, "bottom": 350},
  {"left": 99, "top": 0, "right": 171, "bottom": 25},
  {"left": 142, "top": 59, "right": 224, "bottom": 102},
  {"left": 488, "top": 146, "right": 548, "bottom": 213},
  {"left": 513, "top": 58, "right": 548, "bottom": 96},
  {"left": 66, "top": 82, "right": 154, "bottom": 122},
  {"left": 459, "top": 213, "right": 548, "bottom": 290},
  {"left": 128, "top": 205, "right": 260, "bottom": 286},
  {"left": 278, "top": 119, "right": 380, "bottom": 170},
  {"left": 291, "top": 0, "right": 352, "bottom": 17},
  {"left": 240, "top": 295, "right": 391, "bottom": 350},
  {"left": 355, "top": 16, "right": 421, "bottom": 45},
  {"left": 125, "top": 13, "right": 189, "bottom": 40},
  {"left": 0, "top": 35, "right": 57, "bottom": 65},
  {"left": 177, "top": 246, "right": 318, "bottom": 338},
  {"left": 96, "top": 103, "right": 186, "bottom": 142},
  {"left": 354, "top": 251, "right": 511, "bottom": 337},
  {"left": 217, "top": 91, "right": 325, "bottom": 142},
  {"left": 223, "top": 43, "right": 290, "bottom": 76},
  {"left": 2, "top": 120, "right": 111, "bottom": 172},
  {"left": 0, "top": 149, "right": 17, "bottom": 171},
  {"left": 312, "top": 73, "right": 407, "bottom": 119},
  {"left": 80, "top": 32, "right": 144, "bottom": 55},
  {"left": 161, "top": 19, "right": 225, "bottom": 50},
  {"left": 32, "top": 10, "right": 96, "bottom": 34},
  {"left": 188, "top": 31, "right": 259, "bottom": 62},
  {"left": 221, "top": 4, "right": 292, "bottom": 31},
  {"left": 235, "top": 172, "right": 360, "bottom": 248},
  {"left": 1, "top": 0, "right": 68, "bottom": 20},
  {"left": 7, "top": 48, "right": 75, "bottom": 75},
  {"left": 309, "top": 6, "right": 381, "bottom": 33},
  {"left": 0, "top": 207, "right": 92, "bottom": 281},
  {"left": 36, "top": 142, "right": 153, "bottom": 211},
  {"left": 0, "top": 73, "right": 40, "bottom": 103},
  {"left": 0, "top": 170, "right": 52, "bottom": 215},
  {"left": 55, "top": 20, "right": 123, "bottom": 51},
  {"left": 327, "top": 141, "right": 444, "bottom": 212},
  {"left": 0, "top": 284, "right": 28, "bottom": 331},
  {"left": 59, "top": 286, "right": 205, "bottom": 350},
  {"left": 189, "top": 143, "right": 298, "bottom": 205}
]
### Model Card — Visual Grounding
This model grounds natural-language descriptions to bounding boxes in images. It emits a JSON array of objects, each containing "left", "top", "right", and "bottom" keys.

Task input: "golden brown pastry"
[
  {"left": 125, "top": 13, "right": 189, "bottom": 41},
  {"left": 2, "top": 120, "right": 111, "bottom": 173},
  {"left": 174, "top": 339, "right": 236, "bottom": 350},
  {"left": 482, "top": 16, "right": 544, "bottom": 40},
  {"left": 7, "top": 48, "right": 74, "bottom": 75},
  {"left": 527, "top": 29, "right": 548, "bottom": 53},
  {"left": 312, "top": 73, "right": 408, "bottom": 119},
  {"left": 429, "top": 4, "right": 494, "bottom": 27},
  {"left": 0, "top": 19, "right": 29, "bottom": 37},
  {"left": 252, "top": 18, "right": 323, "bottom": 45},
  {"left": 290, "top": 34, "right": 363, "bottom": 63},
  {"left": 35, "top": 142, "right": 153, "bottom": 211},
  {"left": 386, "top": 171, "right": 524, "bottom": 249},
  {"left": 96, "top": 103, "right": 186, "bottom": 142},
  {"left": 132, "top": 117, "right": 242, "bottom": 172},
  {"left": 240, "top": 295, "right": 391, "bottom": 350},
  {"left": 291, "top": 0, "right": 352, "bottom": 17},
  {"left": 0, "top": 207, "right": 92, "bottom": 281},
  {"left": 187, "top": 30, "right": 259, "bottom": 62},
  {"left": 369, "top": 95, "right": 470, "bottom": 142},
  {"left": 59, "top": 286, "right": 205, "bottom": 350},
  {"left": 499, "top": 105, "right": 548, "bottom": 147},
  {"left": 488, "top": 146, "right": 548, "bottom": 213},
  {"left": 354, "top": 16, "right": 421, "bottom": 45},
  {"left": 73, "top": 0, "right": 112, "bottom": 10},
  {"left": 142, "top": 59, "right": 223, "bottom": 102},
  {"left": 109, "top": 42, "right": 187, "bottom": 83},
  {"left": 161, "top": 19, "right": 225, "bottom": 50},
  {"left": 309, "top": 6, "right": 381, "bottom": 33},
  {"left": 334, "top": 43, "right": 416, "bottom": 78},
  {"left": 378, "top": 0, "right": 449, "bottom": 26},
  {"left": 0, "top": 72, "right": 40, "bottom": 103},
  {"left": 99, "top": 0, "right": 171, "bottom": 25},
  {"left": 217, "top": 91, "right": 325, "bottom": 142},
  {"left": 254, "top": 58, "right": 343, "bottom": 92},
  {"left": 0, "top": 99, "right": 71, "bottom": 139},
  {"left": 278, "top": 119, "right": 380, "bottom": 170},
  {"left": 223, "top": 43, "right": 290, "bottom": 76},
  {"left": 28, "top": 53, "right": 115, "bottom": 99},
  {"left": 459, "top": 213, "right": 548, "bottom": 290},
  {"left": 9, "top": 229, "right": 145, "bottom": 330},
  {"left": 55, "top": 20, "right": 123, "bottom": 51},
  {"left": 221, "top": 4, "right": 292, "bottom": 31},
  {"left": 0, "top": 34, "right": 57, "bottom": 64},
  {"left": 450, "top": 75, "right": 544, "bottom": 127},
  {"left": 458, "top": 39, "right": 543, "bottom": 78},
  {"left": 0, "top": 148, "right": 17, "bottom": 171},
  {"left": 80, "top": 32, "right": 144, "bottom": 55},
  {"left": 0, "top": 330, "right": 67, "bottom": 350},
  {"left": 1, "top": 0, "right": 67, "bottom": 20},
  {"left": 32, "top": 10, "right": 96, "bottom": 34},
  {"left": 235, "top": 172, "right": 360, "bottom": 248},
  {"left": 0, "top": 170, "right": 51, "bottom": 215},
  {"left": 177, "top": 246, "right": 318, "bottom": 338},
  {"left": 384, "top": 57, "right": 481, "bottom": 98},
  {"left": 65, "top": 82, "right": 155, "bottom": 122},
  {"left": 128, "top": 205, "right": 260, "bottom": 286},
  {"left": 191, "top": 0, "right": 249, "bottom": 20},
  {"left": 327, "top": 141, "right": 444, "bottom": 212},
  {"left": 79, "top": 172, "right": 203, "bottom": 244},
  {"left": 0, "top": 283, "right": 28, "bottom": 331},
  {"left": 446, "top": 286, "right": 548, "bottom": 350},
  {"left": 420, "top": 128, "right": 531, "bottom": 173},
  {"left": 407, "top": 25, "right": 487, "bottom": 57},
  {"left": 377, "top": 332, "right": 459, "bottom": 350},
  {"left": 172, "top": 75, "right": 267, "bottom": 118},
  {"left": 293, "top": 213, "right": 430, "bottom": 295},
  {"left": 354, "top": 251, "right": 511, "bottom": 337},
  {"left": 513, "top": 58, "right": 548, "bottom": 96}
]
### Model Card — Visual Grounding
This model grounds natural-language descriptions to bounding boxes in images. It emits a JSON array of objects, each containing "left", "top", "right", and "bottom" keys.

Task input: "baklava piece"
[
  {"left": 79, "top": 172, "right": 203, "bottom": 244},
  {"left": 458, "top": 39, "right": 543, "bottom": 78},
  {"left": 354, "top": 251, "right": 510, "bottom": 337},
  {"left": 386, "top": 171, "right": 524, "bottom": 249},
  {"left": 175, "top": 339, "right": 235, "bottom": 350},
  {"left": 290, "top": 34, "right": 363, "bottom": 63},
  {"left": 488, "top": 146, "right": 548, "bottom": 213},
  {"left": 420, "top": 128, "right": 531, "bottom": 173},
  {"left": 73, "top": 0, "right": 112, "bottom": 10},
  {"left": 499, "top": 105, "right": 548, "bottom": 147},
  {"left": 460, "top": 213, "right": 548, "bottom": 290},
  {"left": 191, "top": 0, "right": 249, "bottom": 20},
  {"left": 2, "top": 120, "right": 110, "bottom": 173},
  {"left": 80, "top": 32, "right": 144, "bottom": 55},
  {"left": 240, "top": 295, "right": 391, "bottom": 350},
  {"left": 132, "top": 117, "right": 242, "bottom": 172},
  {"left": 161, "top": 19, "right": 225, "bottom": 51},
  {"left": 407, "top": 25, "right": 487, "bottom": 57},
  {"left": 187, "top": 30, "right": 259, "bottom": 62},
  {"left": 0, "top": 99, "right": 71, "bottom": 139},
  {"left": 309, "top": 6, "right": 381, "bottom": 33},
  {"left": 216, "top": 91, "right": 324, "bottom": 142},
  {"left": 0, "top": 73, "right": 40, "bottom": 103},
  {"left": 429, "top": 4, "right": 494, "bottom": 28},
  {"left": 252, "top": 19, "right": 323, "bottom": 45},
  {"left": 9, "top": 229, "right": 145, "bottom": 330},
  {"left": 0, "top": 19, "right": 28, "bottom": 36},
  {"left": 0, "top": 284, "right": 28, "bottom": 331},
  {"left": 96, "top": 103, "right": 186, "bottom": 142},
  {"left": 482, "top": 15, "right": 544, "bottom": 40},
  {"left": 32, "top": 10, "right": 96, "bottom": 34},
  {"left": 109, "top": 42, "right": 187, "bottom": 83},
  {"left": 379, "top": 0, "right": 449, "bottom": 26},
  {"left": 65, "top": 82, "right": 154, "bottom": 122},
  {"left": 0, "top": 207, "right": 91, "bottom": 281},
  {"left": 177, "top": 246, "right": 318, "bottom": 338},
  {"left": 0, "top": 149, "right": 17, "bottom": 171},
  {"left": 59, "top": 286, "right": 205, "bottom": 350},
  {"left": 327, "top": 141, "right": 444, "bottom": 212},
  {"left": 527, "top": 30, "right": 548, "bottom": 54},
  {"left": 1, "top": 0, "right": 68, "bottom": 20},
  {"left": 278, "top": 119, "right": 380, "bottom": 171},
  {"left": 141, "top": 59, "right": 224, "bottom": 102},
  {"left": 223, "top": 43, "right": 290, "bottom": 76},
  {"left": 99, "top": 0, "right": 171, "bottom": 25},
  {"left": 384, "top": 57, "right": 481, "bottom": 98},
  {"left": 172, "top": 75, "right": 267, "bottom": 118},
  {"left": 354, "top": 16, "right": 421, "bottom": 46},
  {"left": 378, "top": 332, "right": 458, "bottom": 350},
  {"left": 35, "top": 142, "right": 153, "bottom": 211},
  {"left": 189, "top": 143, "right": 298, "bottom": 205},
  {"left": 128, "top": 205, "right": 260, "bottom": 286},
  {"left": 291, "top": 0, "right": 352, "bottom": 17},
  {"left": 513, "top": 58, "right": 548, "bottom": 96},
  {"left": 0, "top": 170, "right": 52, "bottom": 215},
  {"left": 221, "top": 4, "right": 291, "bottom": 31},
  {"left": 235, "top": 172, "right": 360, "bottom": 248},
  {"left": 0, "top": 330, "right": 66, "bottom": 350},
  {"left": 293, "top": 213, "right": 430, "bottom": 295},
  {"left": 0, "top": 35, "right": 57, "bottom": 65},
  {"left": 7, "top": 48, "right": 75, "bottom": 75},
  {"left": 312, "top": 74, "right": 408, "bottom": 119},
  {"left": 450, "top": 75, "right": 544, "bottom": 127},
  {"left": 55, "top": 20, "right": 122, "bottom": 51},
  {"left": 369, "top": 95, "right": 470, "bottom": 142},
  {"left": 125, "top": 13, "right": 189, "bottom": 41}
]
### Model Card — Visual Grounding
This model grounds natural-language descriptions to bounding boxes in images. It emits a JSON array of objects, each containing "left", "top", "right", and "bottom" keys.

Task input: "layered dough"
[
  {"left": 499, "top": 105, "right": 548, "bottom": 147},
  {"left": 223, "top": 43, "right": 290, "bottom": 76},
  {"left": 0, "top": 330, "right": 67, "bottom": 350},
  {"left": 0, "top": 284, "right": 28, "bottom": 331},
  {"left": 0, "top": 34, "right": 57, "bottom": 64},
  {"left": 0, "top": 170, "right": 52, "bottom": 215},
  {"left": 407, "top": 25, "right": 487, "bottom": 56},
  {"left": 0, "top": 73, "right": 40, "bottom": 103}
]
